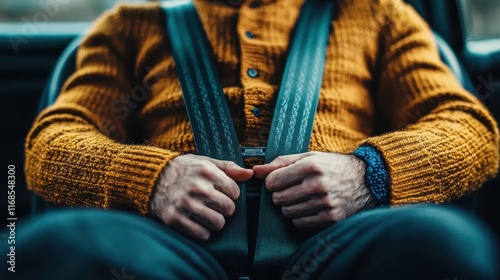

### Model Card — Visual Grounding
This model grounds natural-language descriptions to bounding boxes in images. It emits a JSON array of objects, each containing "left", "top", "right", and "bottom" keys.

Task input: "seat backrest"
[
  {"left": 32, "top": 36, "right": 81, "bottom": 214},
  {"left": 38, "top": 36, "right": 81, "bottom": 112},
  {"left": 434, "top": 31, "right": 474, "bottom": 93}
]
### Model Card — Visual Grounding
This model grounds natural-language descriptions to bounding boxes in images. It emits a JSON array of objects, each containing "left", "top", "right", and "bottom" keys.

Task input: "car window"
[
  {"left": 458, "top": 0, "right": 500, "bottom": 41},
  {"left": 457, "top": 0, "right": 500, "bottom": 58},
  {"left": 0, "top": 0, "right": 147, "bottom": 23}
]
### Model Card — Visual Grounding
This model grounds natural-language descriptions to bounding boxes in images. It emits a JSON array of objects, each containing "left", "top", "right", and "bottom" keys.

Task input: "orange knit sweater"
[{"left": 25, "top": 0, "right": 499, "bottom": 214}]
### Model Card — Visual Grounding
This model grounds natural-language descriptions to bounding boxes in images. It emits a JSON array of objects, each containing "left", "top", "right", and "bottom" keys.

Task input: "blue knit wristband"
[{"left": 353, "top": 145, "right": 390, "bottom": 204}]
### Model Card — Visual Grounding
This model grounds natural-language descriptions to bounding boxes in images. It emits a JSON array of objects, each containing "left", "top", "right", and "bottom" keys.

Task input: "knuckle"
[
  {"left": 274, "top": 156, "right": 286, "bottom": 165},
  {"left": 199, "top": 167, "right": 217, "bottom": 180},
  {"left": 218, "top": 160, "right": 236, "bottom": 172},
  {"left": 163, "top": 216, "right": 174, "bottom": 225},
  {"left": 185, "top": 182, "right": 198, "bottom": 193},
  {"left": 330, "top": 196, "right": 344, "bottom": 208},
  {"left": 307, "top": 162, "right": 324, "bottom": 174},
  {"left": 200, "top": 188, "right": 216, "bottom": 201},
  {"left": 225, "top": 160, "right": 237, "bottom": 169},
  {"left": 325, "top": 209, "right": 341, "bottom": 222},
  {"left": 175, "top": 196, "right": 191, "bottom": 210},
  {"left": 313, "top": 181, "right": 329, "bottom": 193},
  {"left": 199, "top": 160, "right": 214, "bottom": 171},
  {"left": 322, "top": 195, "right": 336, "bottom": 208},
  {"left": 162, "top": 209, "right": 180, "bottom": 225},
  {"left": 189, "top": 182, "right": 212, "bottom": 197}
]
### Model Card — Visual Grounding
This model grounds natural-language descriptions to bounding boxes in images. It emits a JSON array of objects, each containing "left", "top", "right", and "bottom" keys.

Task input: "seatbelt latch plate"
[{"left": 241, "top": 147, "right": 266, "bottom": 158}]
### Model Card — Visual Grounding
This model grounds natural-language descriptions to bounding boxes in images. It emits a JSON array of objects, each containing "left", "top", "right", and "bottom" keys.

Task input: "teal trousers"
[{"left": 2, "top": 205, "right": 498, "bottom": 280}]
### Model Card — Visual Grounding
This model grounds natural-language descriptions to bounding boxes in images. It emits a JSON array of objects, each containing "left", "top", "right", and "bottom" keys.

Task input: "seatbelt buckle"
[{"left": 240, "top": 147, "right": 266, "bottom": 159}]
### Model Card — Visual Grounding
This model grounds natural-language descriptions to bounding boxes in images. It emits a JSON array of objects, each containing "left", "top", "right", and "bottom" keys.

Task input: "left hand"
[{"left": 253, "top": 152, "right": 377, "bottom": 228}]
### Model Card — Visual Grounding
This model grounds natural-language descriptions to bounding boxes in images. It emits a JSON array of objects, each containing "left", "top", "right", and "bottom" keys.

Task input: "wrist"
[{"left": 149, "top": 161, "right": 173, "bottom": 213}]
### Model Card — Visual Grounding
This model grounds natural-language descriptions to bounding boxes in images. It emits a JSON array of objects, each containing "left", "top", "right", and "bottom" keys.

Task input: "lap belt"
[{"left": 162, "top": 0, "right": 334, "bottom": 277}]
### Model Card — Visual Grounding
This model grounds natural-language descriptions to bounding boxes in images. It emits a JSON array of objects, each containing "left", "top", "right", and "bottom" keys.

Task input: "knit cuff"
[
  {"left": 353, "top": 145, "right": 390, "bottom": 204},
  {"left": 105, "top": 146, "right": 180, "bottom": 214}
]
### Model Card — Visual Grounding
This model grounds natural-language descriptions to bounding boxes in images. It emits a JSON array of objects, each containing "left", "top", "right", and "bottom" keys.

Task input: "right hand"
[{"left": 150, "top": 154, "right": 253, "bottom": 241}]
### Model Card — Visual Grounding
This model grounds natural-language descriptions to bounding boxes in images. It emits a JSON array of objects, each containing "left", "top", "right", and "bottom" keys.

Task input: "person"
[{"left": 6, "top": 0, "right": 500, "bottom": 279}]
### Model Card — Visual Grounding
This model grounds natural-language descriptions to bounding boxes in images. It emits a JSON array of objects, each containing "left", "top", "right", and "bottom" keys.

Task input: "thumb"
[
  {"left": 209, "top": 159, "right": 254, "bottom": 182},
  {"left": 253, "top": 153, "right": 312, "bottom": 179}
]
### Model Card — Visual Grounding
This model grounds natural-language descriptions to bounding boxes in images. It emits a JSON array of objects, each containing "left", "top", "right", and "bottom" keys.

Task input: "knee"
[
  {"left": 18, "top": 209, "right": 146, "bottom": 244},
  {"left": 385, "top": 206, "right": 493, "bottom": 248},
  {"left": 15, "top": 209, "right": 184, "bottom": 258},
  {"left": 377, "top": 206, "right": 499, "bottom": 278},
  {"left": 5, "top": 210, "right": 223, "bottom": 280}
]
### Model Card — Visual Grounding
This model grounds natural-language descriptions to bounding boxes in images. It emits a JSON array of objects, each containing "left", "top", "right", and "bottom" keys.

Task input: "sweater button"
[
  {"left": 249, "top": 1, "right": 261, "bottom": 8},
  {"left": 245, "top": 31, "right": 255, "bottom": 39},
  {"left": 247, "top": 68, "right": 259, "bottom": 78},
  {"left": 252, "top": 107, "right": 261, "bottom": 117}
]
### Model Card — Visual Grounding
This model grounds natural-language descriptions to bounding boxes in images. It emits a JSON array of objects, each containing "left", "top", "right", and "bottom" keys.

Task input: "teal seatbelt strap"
[
  {"left": 162, "top": 0, "right": 335, "bottom": 277},
  {"left": 253, "top": 0, "right": 335, "bottom": 275},
  {"left": 162, "top": 1, "right": 250, "bottom": 278}
]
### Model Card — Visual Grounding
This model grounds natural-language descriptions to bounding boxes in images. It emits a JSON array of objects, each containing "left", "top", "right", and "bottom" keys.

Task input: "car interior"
[{"left": 1, "top": 0, "right": 499, "bottom": 244}]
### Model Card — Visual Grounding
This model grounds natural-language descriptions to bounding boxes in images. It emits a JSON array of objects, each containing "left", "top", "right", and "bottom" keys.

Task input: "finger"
[
  {"left": 272, "top": 177, "right": 328, "bottom": 205},
  {"left": 177, "top": 216, "right": 211, "bottom": 241},
  {"left": 163, "top": 211, "right": 211, "bottom": 241},
  {"left": 293, "top": 209, "right": 344, "bottom": 228},
  {"left": 205, "top": 158, "right": 254, "bottom": 182},
  {"left": 281, "top": 196, "right": 332, "bottom": 219},
  {"left": 196, "top": 165, "right": 241, "bottom": 200},
  {"left": 198, "top": 188, "right": 237, "bottom": 218},
  {"left": 272, "top": 184, "right": 312, "bottom": 206},
  {"left": 265, "top": 160, "right": 316, "bottom": 192},
  {"left": 185, "top": 200, "right": 226, "bottom": 232},
  {"left": 253, "top": 153, "right": 313, "bottom": 179},
  {"left": 213, "top": 173, "right": 241, "bottom": 201}
]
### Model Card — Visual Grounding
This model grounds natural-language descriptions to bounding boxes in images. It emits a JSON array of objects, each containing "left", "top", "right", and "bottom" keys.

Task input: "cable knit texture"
[{"left": 25, "top": 0, "right": 499, "bottom": 214}]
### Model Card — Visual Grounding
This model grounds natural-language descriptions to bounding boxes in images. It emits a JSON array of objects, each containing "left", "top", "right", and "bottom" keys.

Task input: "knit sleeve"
[
  {"left": 24, "top": 6, "right": 179, "bottom": 214},
  {"left": 360, "top": 0, "right": 499, "bottom": 204}
]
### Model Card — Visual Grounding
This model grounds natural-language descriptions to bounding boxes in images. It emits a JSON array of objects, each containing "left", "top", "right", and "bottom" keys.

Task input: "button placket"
[
  {"left": 238, "top": 4, "right": 266, "bottom": 84},
  {"left": 239, "top": 2, "right": 262, "bottom": 82},
  {"left": 238, "top": 0, "right": 271, "bottom": 140}
]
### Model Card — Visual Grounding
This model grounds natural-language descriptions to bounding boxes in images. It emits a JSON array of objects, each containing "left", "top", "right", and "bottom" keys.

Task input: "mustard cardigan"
[{"left": 25, "top": 0, "right": 499, "bottom": 214}]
